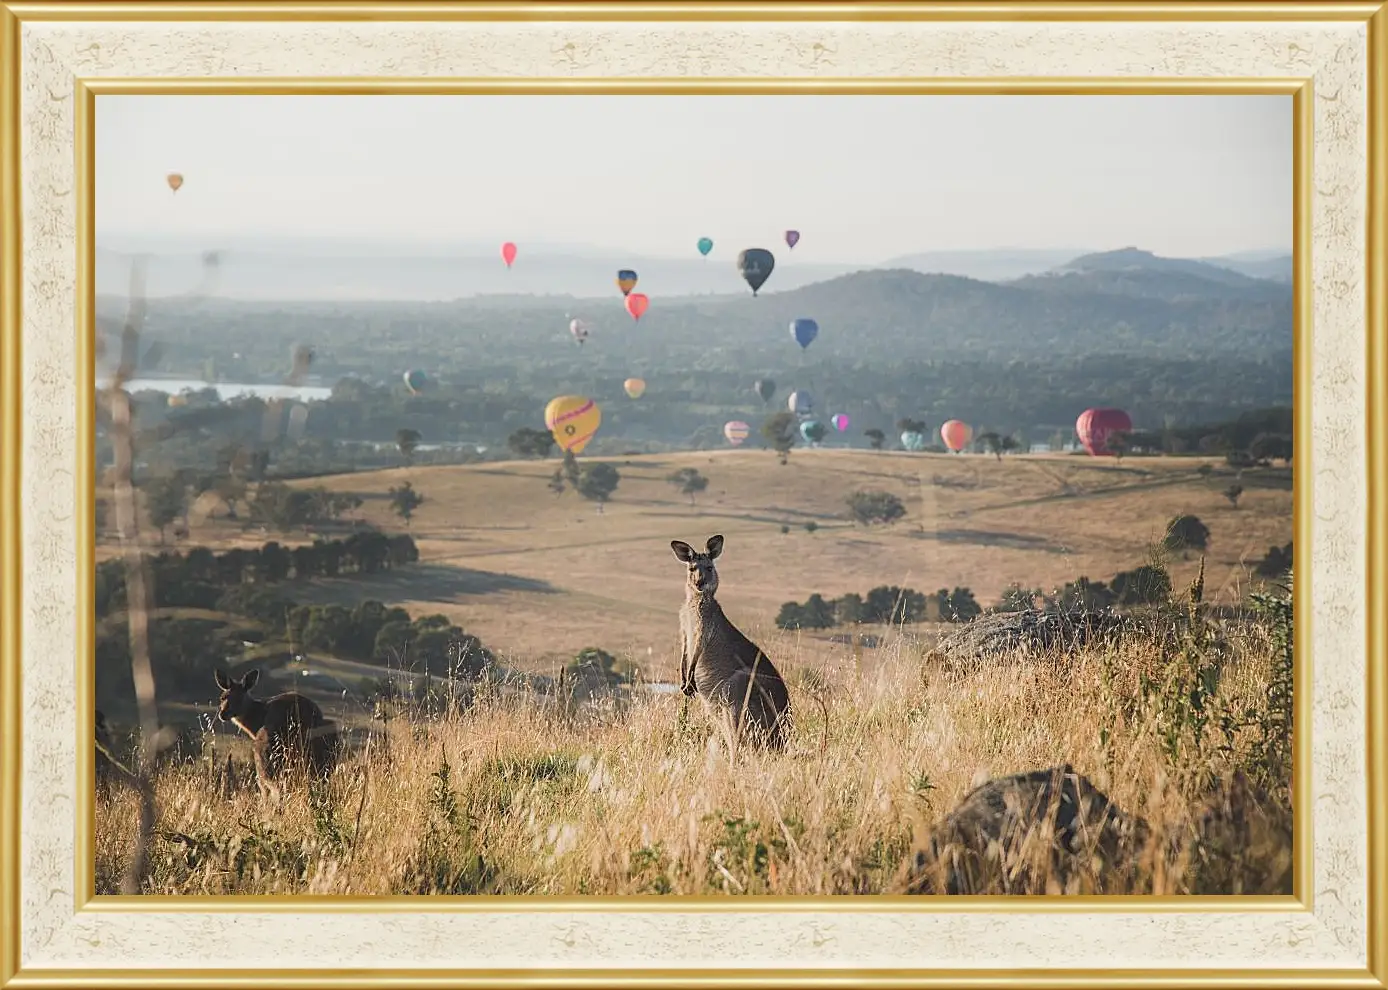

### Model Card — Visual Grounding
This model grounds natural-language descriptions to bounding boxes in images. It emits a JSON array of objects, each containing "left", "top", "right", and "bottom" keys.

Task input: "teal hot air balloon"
[
  {"left": 697, "top": 237, "right": 714, "bottom": 257},
  {"left": 737, "top": 248, "right": 776, "bottom": 296},
  {"left": 403, "top": 369, "right": 427, "bottom": 395},
  {"left": 800, "top": 419, "right": 826, "bottom": 445},
  {"left": 790, "top": 318, "right": 819, "bottom": 350},
  {"left": 901, "top": 430, "right": 926, "bottom": 452}
]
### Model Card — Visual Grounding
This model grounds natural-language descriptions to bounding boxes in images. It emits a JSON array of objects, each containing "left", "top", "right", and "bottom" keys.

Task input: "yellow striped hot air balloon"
[
  {"left": 624, "top": 378, "right": 646, "bottom": 399},
  {"left": 724, "top": 420, "right": 751, "bottom": 446},
  {"left": 545, "top": 395, "right": 602, "bottom": 455}
]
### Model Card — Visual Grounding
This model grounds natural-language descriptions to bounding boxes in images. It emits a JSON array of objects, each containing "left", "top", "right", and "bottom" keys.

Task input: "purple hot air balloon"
[{"left": 785, "top": 230, "right": 801, "bottom": 250}]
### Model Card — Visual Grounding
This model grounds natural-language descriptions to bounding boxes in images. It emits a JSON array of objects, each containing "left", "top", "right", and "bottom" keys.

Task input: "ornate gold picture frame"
[{"left": 2, "top": 0, "right": 1384, "bottom": 985}]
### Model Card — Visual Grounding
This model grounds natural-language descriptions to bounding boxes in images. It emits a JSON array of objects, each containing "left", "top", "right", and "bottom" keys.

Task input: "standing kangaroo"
[
  {"left": 214, "top": 668, "right": 337, "bottom": 798},
  {"left": 671, "top": 534, "right": 793, "bottom": 750}
]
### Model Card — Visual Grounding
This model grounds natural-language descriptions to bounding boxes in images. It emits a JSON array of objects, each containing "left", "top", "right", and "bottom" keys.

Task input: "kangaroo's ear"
[
  {"left": 705, "top": 534, "right": 724, "bottom": 559},
  {"left": 670, "top": 540, "right": 696, "bottom": 563},
  {"left": 243, "top": 668, "right": 260, "bottom": 690},
  {"left": 214, "top": 668, "right": 231, "bottom": 690}
]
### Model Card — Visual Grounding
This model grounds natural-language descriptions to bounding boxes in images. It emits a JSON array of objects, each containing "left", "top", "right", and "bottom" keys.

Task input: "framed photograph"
[{"left": 2, "top": 0, "right": 1384, "bottom": 986}]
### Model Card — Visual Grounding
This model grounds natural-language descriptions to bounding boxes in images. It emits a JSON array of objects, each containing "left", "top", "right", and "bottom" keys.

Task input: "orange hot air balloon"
[
  {"left": 624, "top": 378, "right": 646, "bottom": 399},
  {"left": 166, "top": 173, "right": 184, "bottom": 193},
  {"left": 545, "top": 395, "right": 602, "bottom": 455},
  {"left": 724, "top": 421, "right": 751, "bottom": 446},
  {"left": 940, "top": 420, "right": 973, "bottom": 453},
  {"left": 625, "top": 292, "right": 650, "bottom": 321},
  {"left": 500, "top": 242, "right": 518, "bottom": 268}
]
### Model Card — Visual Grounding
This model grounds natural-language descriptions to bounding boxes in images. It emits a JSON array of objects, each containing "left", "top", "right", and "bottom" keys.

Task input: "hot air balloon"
[
  {"left": 545, "top": 396, "right": 602, "bottom": 455},
  {"left": 790, "top": 318, "right": 819, "bottom": 350},
  {"left": 941, "top": 419, "right": 973, "bottom": 453},
  {"left": 800, "top": 419, "right": 826, "bottom": 445},
  {"left": 616, "top": 269, "right": 639, "bottom": 296},
  {"left": 755, "top": 378, "right": 776, "bottom": 403},
  {"left": 901, "top": 430, "right": 926, "bottom": 452},
  {"left": 625, "top": 292, "right": 650, "bottom": 321},
  {"left": 166, "top": 172, "right": 184, "bottom": 193},
  {"left": 500, "top": 242, "right": 518, "bottom": 268},
  {"left": 737, "top": 248, "right": 776, "bottom": 296},
  {"left": 785, "top": 230, "right": 800, "bottom": 250},
  {"left": 697, "top": 237, "right": 714, "bottom": 257},
  {"left": 569, "top": 318, "right": 590, "bottom": 347},
  {"left": 1076, "top": 407, "right": 1133, "bottom": 457},
  {"left": 724, "top": 420, "right": 751, "bottom": 446},
  {"left": 788, "top": 390, "right": 814, "bottom": 416},
  {"left": 831, "top": 413, "right": 850, "bottom": 432},
  {"left": 624, "top": 378, "right": 646, "bottom": 399},
  {"left": 403, "top": 369, "right": 427, "bottom": 395}
]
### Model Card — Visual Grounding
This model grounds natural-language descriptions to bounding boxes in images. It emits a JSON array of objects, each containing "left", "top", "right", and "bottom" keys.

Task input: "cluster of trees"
[
  {"left": 95, "top": 531, "right": 420, "bottom": 620},
  {"left": 776, "top": 585, "right": 985, "bottom": 630},
  {"left": 544, "top": 450, "right": 622, "bottom": 506}
]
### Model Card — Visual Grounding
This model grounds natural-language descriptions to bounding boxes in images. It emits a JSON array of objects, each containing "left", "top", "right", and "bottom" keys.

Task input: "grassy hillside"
[{"left": 101, "top": 448, "right": 1291, "bottom": 687}]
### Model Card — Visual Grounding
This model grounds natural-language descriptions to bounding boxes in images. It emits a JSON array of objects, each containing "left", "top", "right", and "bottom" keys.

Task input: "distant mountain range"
[{"left": 94, "top": 235, "right": 1293, "bottom": 303}]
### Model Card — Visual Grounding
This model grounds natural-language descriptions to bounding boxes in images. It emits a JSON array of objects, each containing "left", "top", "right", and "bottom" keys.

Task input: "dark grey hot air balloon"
[
  {"left": 737, "top": 248, "right": 776, "bottom": 296},
  {"left": 755, "top": 378, "right": 776, "bottom": 403}
]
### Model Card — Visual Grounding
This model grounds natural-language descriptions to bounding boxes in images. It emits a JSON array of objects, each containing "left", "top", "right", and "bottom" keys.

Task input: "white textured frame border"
[{"left": 13, "top": 12, "right": 1369, "bottom": 978}]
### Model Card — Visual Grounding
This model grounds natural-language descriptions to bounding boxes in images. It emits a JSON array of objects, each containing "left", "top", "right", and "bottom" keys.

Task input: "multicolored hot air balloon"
[
  {"left": 616, "top": 269, "right": 639, "bottom": 296},
  {"left": 901, "top": 430, "right": 927, "bottom": 452},
  {"left": 941, "top": 419, "right": 973, "bottom": 453},
  {"left": 737, "top": 248, "right": 776, "bottom": 296},
  {"left": 790, "top": 318, "right": 819, "bottom": 350},
  {"left": 697, "top": 237, "right": 714, "bottom": 257},
  {"left": 1076, "top": 407, "right": 1133, "bottom": 457},
  {"left": 166, "top": 172, "right": 184, "bottom": 193},
  {"left": 724, "top": 420, "right": 751, "bottom": 446},
  {"left": 569, "top": 318, "right": 590, "bottom": 347},
  {"left": 831, "top": 413, "right": 850, "bottom": 432},
  {"left": 625, "top": 292, "right": 650, "bottom": 321},
  {"left": 788, "top": 390, "right": 814, "bottom": 416},
  {"left": 500, "top": 242, "right": 518, "bottom": 268},
  {"left": 785, "top": 230, "right": 800, "bottom": 250},
  {"left": 624, "top": 378, "right": 646, "bottom": 399},
  {"left": 403, "top": 369, "right": 427, "bottom": 395},
  {"left": 755, "top": 378, "right": 776, "bottom": 404},
  {"left": 545, "top": 395, "right": 602, "bottom": 455},
  {"left": 800, "top": 419, "right": 826, "bottom": 445}
]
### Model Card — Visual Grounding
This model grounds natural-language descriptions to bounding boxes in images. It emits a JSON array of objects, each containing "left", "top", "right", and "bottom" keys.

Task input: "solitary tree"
[
  {"left": 507, "top": 427, "right": 557, "bottom": 460},
  {"left": 577, "top": 462, "right": 621, "bottom": 510},
  {"left": 1163, "top": 514, "right": 1211, "bottom": 555},
  {"left": 667, "top": 467, "right": 710, "bottom": 506},
  {"left": 1223, "top": 483, "right": 1245, "bottom": 509},
  {"left": 761, "top": 412, "right": 798, "bottom": 465},
  {"left": 389, "top": 481, "right": 425, "bottom": 525},
  {"left": 395, "top": 428, "right": 423, "bottom": 466},
  {"left": 864, "top": 428, "right": 886, "bottom": 451},
  {"left": 845, "top": 489, "right": 906, "bottom": 526},
  {"left": 144, "top": 474, "right": 187, "bottom": 544}
]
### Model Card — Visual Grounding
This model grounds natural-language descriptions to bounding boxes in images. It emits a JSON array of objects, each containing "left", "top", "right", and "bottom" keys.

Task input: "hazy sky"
[{"left": 97, "top": 94, "right": 1292, "bottom": 263}]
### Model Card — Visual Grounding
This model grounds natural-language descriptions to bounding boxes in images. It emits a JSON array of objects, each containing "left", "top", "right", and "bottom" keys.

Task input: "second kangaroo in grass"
[
  {"left": 671, "top": 534, "right": 792, "bottom": 750},
  {"left": 214, "top": 668, "right": 338, "bottom": 799}
]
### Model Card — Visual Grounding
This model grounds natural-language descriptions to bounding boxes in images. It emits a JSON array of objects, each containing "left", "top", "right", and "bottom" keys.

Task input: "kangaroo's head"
[
  {"left": 214, "top": 667, "right": 261, "bottom": 723},
  {"left": 671, "top": 534, "right": 724, "bottom": 596}
]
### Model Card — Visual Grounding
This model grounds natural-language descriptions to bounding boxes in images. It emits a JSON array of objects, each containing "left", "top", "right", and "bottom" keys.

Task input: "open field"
[{"left": 100, "top": 448, "right": 1291, "bottom": 686}]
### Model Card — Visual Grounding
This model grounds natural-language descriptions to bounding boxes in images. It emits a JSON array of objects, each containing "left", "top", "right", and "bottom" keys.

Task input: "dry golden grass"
[
  {"left": 97, "top": 449, "right": 1292, "bottom": 681},
  {"left": 95, "top": 604, "right": 1293, "bottom": 897}
]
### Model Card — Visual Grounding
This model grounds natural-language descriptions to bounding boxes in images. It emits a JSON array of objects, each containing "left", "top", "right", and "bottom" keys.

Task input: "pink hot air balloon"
[
  {"left": 723, "top": 420, "right": 751, "bottom": 446},
  {"left": 1075, "top": 407, "right": 1133, "bottom": 457},
  {"left": 831, "top": 413, "right": 850, "bottom": 432},
  {"left": 625, "top": 292, "right": 650, "bottom": 321},
  {"left": 940, "top": 419, "right": 973, "bottom": 453},
  {"left": 500, "top": 242, "right": 518, "bottom": 268}
]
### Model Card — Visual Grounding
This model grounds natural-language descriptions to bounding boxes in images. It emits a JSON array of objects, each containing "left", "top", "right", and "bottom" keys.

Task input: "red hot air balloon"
[
  {"left": 625, "top": 292, "right": 650, "bottom": 321},
  {"left": 1075, "top": 407, "right": 1133, "bottom": 457},
  {"left": 500, "top": 242, "right": 518, "bottom": 268}
]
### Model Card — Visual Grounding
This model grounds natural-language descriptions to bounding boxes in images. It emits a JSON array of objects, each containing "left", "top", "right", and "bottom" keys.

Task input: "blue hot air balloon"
[
  {"left": 788, "top": 390, "right": 814, "bottom": 416},
  {"left": 790, "top": 318, "right": 819, "bottom": 350}
]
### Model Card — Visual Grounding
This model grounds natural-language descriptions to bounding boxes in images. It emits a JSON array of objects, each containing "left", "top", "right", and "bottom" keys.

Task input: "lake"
[{"left": 114, "top": 377, "right": 335, "bottom": 402}]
